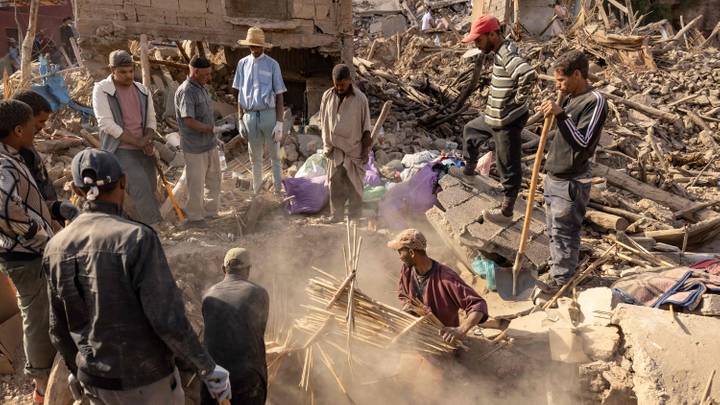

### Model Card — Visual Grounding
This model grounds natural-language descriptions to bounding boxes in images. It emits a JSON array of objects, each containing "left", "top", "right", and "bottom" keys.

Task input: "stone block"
[
  {"left": 297, "top": 134, "right": 323, "bottom": 157},
  {"left": 548, "top": 327, "right": 591, "bottom": 363},
  {"left": 436, "top": 187, "right": 474, "bottom": 210},
  {"left": 444, "top": 197, "right": 488, "bottom": 236},
  {"left": 578, "top": 325, "right": 620, "bottom": 362},
  {"left": 506, "top": 311, "right": 551, "bottom": 361},
  {"left": 698, "top": 294, "right": 720, "bottom": 316},
  {"left": 578, "top": 287, "right": 615, "bottom": 326}
]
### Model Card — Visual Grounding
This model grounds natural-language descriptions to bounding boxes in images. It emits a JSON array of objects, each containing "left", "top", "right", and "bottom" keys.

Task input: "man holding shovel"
[
  {"left": 534, "top": 50, "right": 608, "bottom": 299},
  {"left": 461, "top": 15, "right": 537, "bottom": 224}
]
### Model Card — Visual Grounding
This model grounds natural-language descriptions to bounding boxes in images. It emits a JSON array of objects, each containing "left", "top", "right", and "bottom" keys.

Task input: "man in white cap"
[{"left": 233, "top": 27, "right": 287, "bottom": 194}]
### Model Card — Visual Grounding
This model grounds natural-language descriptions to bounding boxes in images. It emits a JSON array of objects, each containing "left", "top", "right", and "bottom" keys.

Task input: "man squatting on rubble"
[
  {"left": 534, "top": 50, "right": 609, "bottom": 301},
  {"left": 202, "top": 248, "right": 269, "bottom": 405},
  {"left": 234, "top": 27, "right": 287, "bottom": 195},
  {"left": 388, "top": 229, "right": 492, "bottom": 342},
  {"left": 0, "top": 100, "right": 61, "bottom": 404},
  {"left": 175, "top": 56, "right": 232, "bottom": 228},
  {"left": 92, "top": 50, "right": 161, "bottom": 227},
  {"left": 43, "top": 148, "right": 232, "bottom": 405},
  {"left": 320, "top": 64, "right": 373, "bottom": 222},
  {"left": 461, "top": 15, "right": 538, "bottom": 224}
]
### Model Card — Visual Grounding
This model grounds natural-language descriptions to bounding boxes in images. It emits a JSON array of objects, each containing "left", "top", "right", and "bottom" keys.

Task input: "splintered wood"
[{"left": 296, "top": 270, "right": 460, "bottom": 355}]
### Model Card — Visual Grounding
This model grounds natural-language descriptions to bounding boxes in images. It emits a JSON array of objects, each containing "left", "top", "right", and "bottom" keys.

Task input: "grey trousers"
[
  {"left": 544, "top": 175, "right": 592, "bottom": 285},
  {"left": 329, "top": 164, "right": 362, "bottom": 220},
  {"left": 115, "top": 149, "right": 161, "bottom": 225},
  {"left": 0, "top": 257, "right": 56, "bottom": 378},
  {"left": 83, "top": 368, "right": 184, "bottom": 405}
]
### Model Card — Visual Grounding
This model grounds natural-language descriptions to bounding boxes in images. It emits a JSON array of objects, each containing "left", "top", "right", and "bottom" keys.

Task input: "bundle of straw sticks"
[{"left": 296, "top": 269, "right": 462, "bottom": 355}]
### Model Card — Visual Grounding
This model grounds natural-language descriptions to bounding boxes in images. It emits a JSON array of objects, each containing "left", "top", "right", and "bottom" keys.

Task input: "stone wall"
[{"left": 76, "top": 0, "right": 353, "bottom": 53}]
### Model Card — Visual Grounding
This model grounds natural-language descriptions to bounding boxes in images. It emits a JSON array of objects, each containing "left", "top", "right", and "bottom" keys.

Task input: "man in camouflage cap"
[{"left": 389, "top": 229, "right": 490, "bottom": 343}]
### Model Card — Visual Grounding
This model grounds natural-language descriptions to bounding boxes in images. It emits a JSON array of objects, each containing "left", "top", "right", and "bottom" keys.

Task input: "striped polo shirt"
[{"left": 484, "top": 40, "right": 537, "bottom": 128}]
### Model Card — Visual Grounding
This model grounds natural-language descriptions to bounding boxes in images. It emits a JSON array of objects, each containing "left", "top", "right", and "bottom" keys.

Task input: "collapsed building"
[{"left": 73, "top": 0, "right": 354, "bottom": 118}]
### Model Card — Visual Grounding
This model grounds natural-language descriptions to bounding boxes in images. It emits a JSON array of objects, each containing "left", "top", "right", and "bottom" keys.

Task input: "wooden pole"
[
  {"left": 140, "top": 34, "right": 152, "bottom": 89},
  {"left": 69, "top": 38, "right": 83, "bottom": 68},
  {"left": 20, "top": 0, "right": 40, "bottom": 88},
  {"left": 511, "top": 92, "right": 561, "bottom": 296}
]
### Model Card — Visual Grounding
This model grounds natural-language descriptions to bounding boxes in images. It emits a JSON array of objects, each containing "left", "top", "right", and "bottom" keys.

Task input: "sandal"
[{"left": 32, "top": 388, "right": 44, "bottom": 404}]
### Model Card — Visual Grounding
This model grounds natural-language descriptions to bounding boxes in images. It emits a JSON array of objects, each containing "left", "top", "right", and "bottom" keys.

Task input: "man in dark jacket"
[
  {"left": 388, "top": 229, "right": 490, "bottom": 343},
  {"left": 44, "top": 148, "right": 231, "bottom": 404},
  {"left": 535, "top": 50, "right": 608, "bottom": 298},
  {"left": 202, "top": 247, "right": 269, "bottom": 405}
]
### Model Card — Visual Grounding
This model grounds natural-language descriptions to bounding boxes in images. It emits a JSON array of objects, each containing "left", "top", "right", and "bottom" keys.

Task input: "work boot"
[
  {"left": 483, "top": 196, "right": 516, "bottom": 224},
  {"left": 535, "top": 272, "right": 562, "bottom": 295}
]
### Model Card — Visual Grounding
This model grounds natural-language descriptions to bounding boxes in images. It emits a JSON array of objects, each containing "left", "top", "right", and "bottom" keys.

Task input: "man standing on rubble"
[
  {"left": 534, "top": 50, "right": 608, "bottom": 300},
  {"left": 13, "top": 90, "right": 80, "bottom": 224},
  {"left": 320, "top": 64, "right": 372, "bottom": 222},
  {"left": 202, "top": 247, "right": 269, "bottom": 405},
  {"left": 175, "top": 56, "right": 230, "bottom": 228},
  {"left": 233, "top": 27, "right": 287, "bottom": 195},
  {"left": 388, "top": 229, "right": 490, "bottom": 342},
  {"left": 461, "top": 15, "right": 537, "bottom": 224},
  {"left": 92, "top": 50, "right": 161, "bottom": 227},
  {"left": 0, "top": 100, "right": 57, "bottom": 405},
  {"left": 44, "top": 148, "right": 232, "bottom": 404}
]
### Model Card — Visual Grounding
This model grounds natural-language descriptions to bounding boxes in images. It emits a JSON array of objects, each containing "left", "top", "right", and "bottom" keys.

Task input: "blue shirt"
[{"left": 232, "top": 53, "right": 287, "bottom": 112}]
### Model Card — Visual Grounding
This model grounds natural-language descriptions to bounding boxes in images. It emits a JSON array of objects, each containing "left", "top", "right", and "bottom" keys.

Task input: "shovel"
[{"left": 496, "top": 92, "right": 562, "bottom": 300}]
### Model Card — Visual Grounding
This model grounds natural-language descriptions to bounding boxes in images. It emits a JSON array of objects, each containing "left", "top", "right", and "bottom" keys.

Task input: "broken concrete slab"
[
  {"left": 578, "top": 287, "right": 616, "bottom": 326},
  {"left": 506, "top": 311, "right": 551, "bottom": 362},
  {"left": 548, "top": 327, "right": 591, "bottom": 363},
  {"left": 612, "top": 304, "right": 720, "bottom": 404},
  {"left": 578, "top": 325, "right": 620, "bottom": 362},
  {"left": 696, "top": 294, "right": 720, "bottom": 316}
]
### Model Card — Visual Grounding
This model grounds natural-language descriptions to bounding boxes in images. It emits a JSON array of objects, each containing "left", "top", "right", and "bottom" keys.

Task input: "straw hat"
[{"left": 237, "top": 27, "right": 273, "bottom": 48}]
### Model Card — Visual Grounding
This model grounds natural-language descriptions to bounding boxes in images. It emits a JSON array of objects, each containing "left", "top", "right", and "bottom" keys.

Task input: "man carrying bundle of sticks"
[
  {"left": 533, "top": 50, "right": 608, "bottom": 303},
  {"left": 388, "top": 229, "right": 490, "bottom": 343}
]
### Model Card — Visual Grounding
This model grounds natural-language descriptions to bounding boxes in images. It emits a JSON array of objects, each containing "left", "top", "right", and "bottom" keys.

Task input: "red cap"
[{"left": 462, "top": 15, "right": 501, "bottom": 43}]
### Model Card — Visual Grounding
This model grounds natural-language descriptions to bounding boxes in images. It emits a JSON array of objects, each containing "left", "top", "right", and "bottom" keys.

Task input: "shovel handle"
[
  {"left": 511, "top": 92, "right": 563, "bottom": 296},
  {"left": 154, "top": 158, "right": 186, "bottom": 221}
]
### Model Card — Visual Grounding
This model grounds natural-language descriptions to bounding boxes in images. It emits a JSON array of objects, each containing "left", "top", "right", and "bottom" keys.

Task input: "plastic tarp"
[
  {"left": 379, "top": 164, "right": 438, "bottom": 229},
  {"left": 282, "top": 176, "right": 328, "bottom": 215},
  {"left": 295, "top": 152, "right": 327, "bottom": 179}
]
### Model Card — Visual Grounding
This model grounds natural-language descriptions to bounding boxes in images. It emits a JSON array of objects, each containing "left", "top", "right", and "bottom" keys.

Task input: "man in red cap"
[{"left": 460, "top": 15, "right": 537, "bottom": 224}]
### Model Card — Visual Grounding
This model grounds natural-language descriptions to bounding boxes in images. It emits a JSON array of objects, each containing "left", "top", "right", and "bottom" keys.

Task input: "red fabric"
[
  {"left": 115, "top": 85, "right": 143, "bottom": 150},
  {"left": 398, "top": 261, "right": 488, "bottom": 327},
  {"left": 462, "top": 15, "right": 501, "bottom": 43}
]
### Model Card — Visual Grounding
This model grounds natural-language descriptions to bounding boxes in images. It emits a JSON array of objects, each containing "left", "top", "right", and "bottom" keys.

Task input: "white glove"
[
  {"left": 238, "top": 119, "right": 249, "bottom": 140},
  {"left": 213, "top": 123, "right": 233, "bottom": 136},
  {"left": 203, "top": 364, "right": 232, "bottom": 401},
  {"left": 273, "top": 121, "right": 284, "bottom": 143}
]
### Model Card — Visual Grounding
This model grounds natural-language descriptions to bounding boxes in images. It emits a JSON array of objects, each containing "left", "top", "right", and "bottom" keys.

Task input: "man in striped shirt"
[
  {"left": 535, "top": 50, "right": 608, "bottom": 296},
  {"left": 461, "top": 15, "right": 537, "bottom": 224}
]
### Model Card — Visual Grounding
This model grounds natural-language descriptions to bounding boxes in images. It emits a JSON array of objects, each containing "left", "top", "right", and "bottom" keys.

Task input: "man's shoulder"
[
  {"left": 203, "top": 279, "right": 268, "bottom": 301},
  {"left": 353, "top": 87, "right": 369, "bottom": 102}
]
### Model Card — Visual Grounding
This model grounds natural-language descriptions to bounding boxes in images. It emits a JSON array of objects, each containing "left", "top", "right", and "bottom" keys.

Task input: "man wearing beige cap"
[
  {"left": 92, "top": 50, "right": 161, "bottom": 226},
  {"left": 388, "top": 229, "right": 489, "bottom": 343},
  {"left": 202, "top": 248, "right": 269, "bottom": 405},
  {"left": 233, "top": 27, "right": 287, "bottom": 195}
]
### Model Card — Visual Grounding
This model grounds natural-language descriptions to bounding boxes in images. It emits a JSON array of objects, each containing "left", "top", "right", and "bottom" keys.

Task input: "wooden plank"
[
  {"left": 606, "top": 0, "right": 628, "bottom": 15},
  {"left": 140, "top": 34, "right": 152, "bottom": 89}
]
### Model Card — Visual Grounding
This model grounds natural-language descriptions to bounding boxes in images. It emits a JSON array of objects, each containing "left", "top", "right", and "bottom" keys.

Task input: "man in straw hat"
[
  {"left": 233, "top": 27, "right": 287, "bottom": 194},
  {"left": 92, "top": 50, "right": 161, "bottom": 227},
  {"left": 320, "top": 64, "right": 372, "bottom": 222},
  {"left": 45, "top": 148, "right": 231, "bottom": 404},
  {"left": 460, "top": 15, "right": 537, "bottom": 225},
  {"left": 201, "top": 247, "right": 269, "bottom": 405},
  {"left": 388, "top": 229, "right": 490, "bottom": 343}
]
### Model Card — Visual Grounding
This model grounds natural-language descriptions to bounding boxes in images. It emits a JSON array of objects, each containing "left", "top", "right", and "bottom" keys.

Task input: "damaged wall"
[
  {"left": 75, "top": 0, "right": 353, "bottom": 53},
  {"left": 471, "top": 0, "right": 553, "bottom": 35}
]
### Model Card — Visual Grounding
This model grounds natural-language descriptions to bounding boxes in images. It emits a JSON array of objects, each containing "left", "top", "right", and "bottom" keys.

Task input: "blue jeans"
[
  {"left": 544, "top": 175, "right": 591, "bottom": 284},
  {"left": 243, "top": 110, "right": 281, "bottom": 193}
]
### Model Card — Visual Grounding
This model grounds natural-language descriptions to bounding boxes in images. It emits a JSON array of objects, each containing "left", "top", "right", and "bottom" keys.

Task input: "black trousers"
[
  {"left": 463, "top": 113, "right": 528, "bottom": 199},
  {"left": 329, "top": 164, "right": 362, "bottom": 219}
]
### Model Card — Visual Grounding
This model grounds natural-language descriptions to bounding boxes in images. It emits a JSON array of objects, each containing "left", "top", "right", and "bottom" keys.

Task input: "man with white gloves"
[
  {"left": 45, "top": 148, "right": 232, "bottom": 404},
  {"left": 175, "top": 56, "right": 228, "bottom": 228},
  {"left": 233, "top": 26, "right": 287, "bottom": 194}
]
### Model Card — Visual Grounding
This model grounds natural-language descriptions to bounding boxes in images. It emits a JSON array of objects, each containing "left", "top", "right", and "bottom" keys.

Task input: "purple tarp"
[
  {"left": 282, "top": 176, "right": 329, "bottom": 215},
  {"left": 378, "top": 164, "right": 438, "bottom": 229}
]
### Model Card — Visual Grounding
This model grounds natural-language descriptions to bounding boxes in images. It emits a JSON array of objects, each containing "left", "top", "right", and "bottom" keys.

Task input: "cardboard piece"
[{"left": 0, "top": 271, "right": 22, "bottom": 374}]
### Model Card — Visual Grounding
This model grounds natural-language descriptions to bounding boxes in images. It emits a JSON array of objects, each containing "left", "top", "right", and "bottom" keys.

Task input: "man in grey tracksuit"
[
  {"left": 92, "top": 50, "right": 161, "bottom": 226},
  {"left": 535, "top": 50, "right": 608, "bottom": 296}
]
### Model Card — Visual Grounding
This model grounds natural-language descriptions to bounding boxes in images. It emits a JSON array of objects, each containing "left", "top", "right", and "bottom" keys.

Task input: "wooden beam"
[{"left": 139, "top": 34, "right": 152, "bottom": 89}]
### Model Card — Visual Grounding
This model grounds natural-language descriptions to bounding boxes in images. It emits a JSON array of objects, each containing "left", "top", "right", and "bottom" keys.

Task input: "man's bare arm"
[{"left": 275, "top": 93, "right": 284, "bottom": 122}]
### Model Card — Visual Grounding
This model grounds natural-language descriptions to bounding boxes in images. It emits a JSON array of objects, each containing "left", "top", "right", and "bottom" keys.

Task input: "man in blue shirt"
[{"left": 233, "top": 27, "right": 287, "bottom": 194}]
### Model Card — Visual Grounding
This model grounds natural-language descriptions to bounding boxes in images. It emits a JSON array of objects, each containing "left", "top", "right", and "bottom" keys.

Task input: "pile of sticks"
[{"left": 296, "top": 269, "right": 460, "bottom": 355}]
